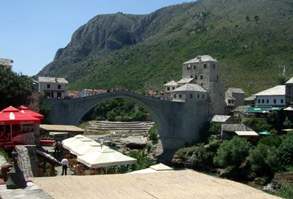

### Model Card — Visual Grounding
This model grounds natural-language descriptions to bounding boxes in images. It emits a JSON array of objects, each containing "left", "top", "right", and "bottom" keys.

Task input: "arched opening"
[{"left": 77, "top": 96, "right": 164, "bottom": 165}]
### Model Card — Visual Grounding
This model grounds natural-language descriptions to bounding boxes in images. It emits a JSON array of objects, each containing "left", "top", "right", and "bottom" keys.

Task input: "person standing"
[{"left": 61, "top": 157, "right": 68, "bottom": 175}]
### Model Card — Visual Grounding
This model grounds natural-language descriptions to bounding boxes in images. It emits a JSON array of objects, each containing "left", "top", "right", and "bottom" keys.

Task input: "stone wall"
[{"left": 15, "top": 145, "right": 38, "bottom": 179}]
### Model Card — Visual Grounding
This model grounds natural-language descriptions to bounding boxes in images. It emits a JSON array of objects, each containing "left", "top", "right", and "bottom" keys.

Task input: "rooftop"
[
  {"left": 0, "top": 58, "right": 13, "bottom": 67},
  {"left": 222, "top": 124, "right": 253, "bottom": 132},
  {"left": 226, "top": 88, "right": 245, "bottom": 94},
  {"left": 29, "top": 170, "right": 278, "bottom": 199},
  {"left": 177, "top": 78, "right": 194, "bottom": 84},
  {"left": 254, "top": 85, "right": 285, "bottom": 96},
  {"left": 40, "top": 124, "right": 84, "bottom": 133},
  {"left": 38, "top": 77, "right": 68, "bottom": 84},
  {"left": 164, "top": 80, "right": 178, "bottom": 87},
  {"left": 183, "top": 55, "right": 217, "bottom": 64},
  {"left": 211, "top": 115, "right": 231, "bottom": 123},
  {"left": 173, "top": 83, "right": 207, "bottom": 92},
  {"left": 286, "top": 77, "right": 293, "bottom": 84}
]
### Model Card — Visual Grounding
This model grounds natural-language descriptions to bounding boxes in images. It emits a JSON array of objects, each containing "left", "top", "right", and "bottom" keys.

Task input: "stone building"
[
  {"left": 169, "top": 55, "right": 225, "bottom": 116},
  {"left": 37, "top": 77, "right": 68, "bottom": 99},
  {"left": 225, "top": 88, "right": 245, "bottom": 113},
  {"left": 0, "top": 58, "right": 13, "bottom": 69}
]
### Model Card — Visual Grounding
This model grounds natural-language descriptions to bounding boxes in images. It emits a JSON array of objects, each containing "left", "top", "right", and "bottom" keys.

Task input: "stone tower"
[{"left": 182, "top": 55, "right": 225, "bottom": 115}]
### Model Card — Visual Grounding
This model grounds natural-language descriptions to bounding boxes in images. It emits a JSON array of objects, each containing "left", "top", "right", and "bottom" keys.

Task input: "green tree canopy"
[
  {"left": 213, "top": 136, "right": 251, "bottom": 171},
  {"left": 0, "top": 66, "right": 33, "bottom": 110}
]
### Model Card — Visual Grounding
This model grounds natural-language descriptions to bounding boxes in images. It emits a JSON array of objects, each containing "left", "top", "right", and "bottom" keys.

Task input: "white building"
[
  {"left": 37, "top": 77, "right": 68, "bottom": 99},
  {"left": 255, "top": 85, "right": 286, "bottom": 107}
]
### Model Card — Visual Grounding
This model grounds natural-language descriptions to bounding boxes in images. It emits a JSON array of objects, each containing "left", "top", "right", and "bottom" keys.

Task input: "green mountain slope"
[{"left": 37, "top": 0, "right": 293, "bottom": 95}]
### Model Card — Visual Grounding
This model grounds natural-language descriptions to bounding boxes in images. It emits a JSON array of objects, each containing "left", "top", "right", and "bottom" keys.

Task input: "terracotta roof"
[{"left": 184, "top": 55, "right": 217, "bottom": 64}]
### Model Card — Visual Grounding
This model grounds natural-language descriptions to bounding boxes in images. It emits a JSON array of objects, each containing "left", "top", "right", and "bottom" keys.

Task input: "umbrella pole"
[{"left": 10, "top": 125, "right": 12, "bottom": 142}]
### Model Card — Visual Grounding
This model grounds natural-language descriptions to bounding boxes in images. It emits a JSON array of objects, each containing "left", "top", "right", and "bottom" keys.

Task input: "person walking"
[{"left": 61, "top": 157, "right": 68, "bottom": 175}]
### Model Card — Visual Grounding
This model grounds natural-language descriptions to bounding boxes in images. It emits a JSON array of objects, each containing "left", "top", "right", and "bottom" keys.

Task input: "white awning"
[{"left": 235, "top": 131, "right": 259, "bottom": 136}]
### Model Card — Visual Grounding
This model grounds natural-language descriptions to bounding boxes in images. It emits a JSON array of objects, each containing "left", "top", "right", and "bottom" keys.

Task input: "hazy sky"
[{"left": 0, "top": 0, "right": 194, "bottom": 76}]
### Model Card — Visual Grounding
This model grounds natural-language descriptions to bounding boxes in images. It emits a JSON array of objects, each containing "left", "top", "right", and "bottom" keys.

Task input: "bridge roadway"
[{"left": 44, "top": 91, "right": 209, "bottom": 161}]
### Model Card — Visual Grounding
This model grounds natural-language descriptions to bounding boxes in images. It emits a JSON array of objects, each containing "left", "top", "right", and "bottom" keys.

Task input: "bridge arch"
[{"left": 76, "top": 92, "right": 165, "bottom": 135}]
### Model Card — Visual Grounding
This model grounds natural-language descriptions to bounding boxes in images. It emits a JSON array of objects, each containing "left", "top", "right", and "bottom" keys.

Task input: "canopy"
[
  {"left": 284, "top": 107, "right": 293, "bottom": 111},
  {"left": 18, "top": 105, "right": 44, "bottom": 119},
  {"left": 70, "top": 143, "right": 103, "bottom": 156},
  {"left": 245, "top": 107, "right": 283, "bottom": 113},
  {"left": 235, "top": 131, "right": 259, "bottom": 137},
  {"left": 77, "top": 147, "right": 137, "bottom": 168},
  {"left": 62, "top": 135, "right": 88, "bottom": 151},
  {"left": 69, "top": 139, "right": 98, "bottom": 155},
  {"left": 0, "top": 106, "right": 40, "bottom": 125},
  {"left": 258, "top": 130, "right": 270, "bottom": 135}
]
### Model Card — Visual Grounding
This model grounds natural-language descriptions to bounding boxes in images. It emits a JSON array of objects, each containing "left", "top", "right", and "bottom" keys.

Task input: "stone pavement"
[{"left": 0, "top": 182, "right": 53, "bottom": 199}]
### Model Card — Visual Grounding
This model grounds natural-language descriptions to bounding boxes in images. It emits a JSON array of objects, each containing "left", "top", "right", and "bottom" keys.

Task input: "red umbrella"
[
  {"left": 18, "top": 105, "right": 44, "bottom": 120},
  {"left": 0, "top": 106, "right": 40, "bottom": 125},
  {"left": 0, "top": 106, "right": 40, "bottom": 142}
]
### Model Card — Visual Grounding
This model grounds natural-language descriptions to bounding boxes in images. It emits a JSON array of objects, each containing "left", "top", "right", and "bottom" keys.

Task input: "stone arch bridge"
[{"left": 44, "top": 91, "right": 209, "bottom": 159}]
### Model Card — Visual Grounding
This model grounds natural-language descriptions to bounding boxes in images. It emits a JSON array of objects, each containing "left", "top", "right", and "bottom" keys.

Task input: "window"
[
  {"left": 57, "top": 92, "right": 62, "bottom": 98},
  {"left": 204, "top": 64, "right": 207, "bottom": 69},
  {"left": 194, "top": 65, "right": 196, "bottom": 69},
  {"left": 202, "top": 94, "right": 204, "bottom": 99},
  {"left": 281, "top": 99, "right": 284, "bottom": 104},
  {"left": 47, "top": 84, "right": 50, "bottom": 89},
  {"left": 179, "top": 94, "right": 182, "bottom": 98},
  {"left": 200, "top": 75, "right": 203, "bottom": 80},
  {"left": 172, "top": 87, "right": 175, "bottom": 90},
  {"left": 197, "top": 94, "right": 200, "bottom": 99},
  {"left": 58, "top": 85, "right": 61, "bottom": 89},
  {"left": 200, "top": 83, "right": 203, "bottom": 86},
  {"left": 258, "top": 99, "right": 260, "bottom": 103},
  {"left": 46, "top": 92, "right": 50, "bottom": 98},
  {"left": 266, "top": 99, "right": 269, "bottom": 103},
  {"left": 167, "top": 87, "right": 170, "bottom": 91},
  {"left": 174, "top": 94, "right": 176, "bottom": 98},
  {"left": 262, "top": 99, "right": 264, "bottom": 103},
  {"left": 195, "top": 76, "right": 197, "bottom": 80},
  {"left": 213, "top": 64, "right": 215, "bottom": 69},
  {"left": 190, "top": 94, "right": 193, "bottom": 98},
  {"left": 190, "top": 75, "right": 193, "bottom": 78}
]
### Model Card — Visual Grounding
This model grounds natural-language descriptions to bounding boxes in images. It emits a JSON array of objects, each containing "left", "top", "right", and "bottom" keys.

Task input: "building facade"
[
  {"left": 0, "top": 58, "right": 13, "bottom": 69},
  {"left": 37, "top": 77, "right": 68, "bottom": 99},
  {"left": 255, "top": 85, "right": 286, "bottom": 107}
]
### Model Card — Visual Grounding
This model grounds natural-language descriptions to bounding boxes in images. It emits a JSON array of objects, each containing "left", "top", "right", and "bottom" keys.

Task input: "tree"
[
  {"left": 0, "top": 66, "right": 33, "bottom": 109},
  {"left": 213, "top": 137, "right": 250, "bottom": 171},
  {"left": 249, "top": 143, "right": 280, "bottom": 177},
  {"left": 278, "top": 132, "right": 293, "bottom": 166}
]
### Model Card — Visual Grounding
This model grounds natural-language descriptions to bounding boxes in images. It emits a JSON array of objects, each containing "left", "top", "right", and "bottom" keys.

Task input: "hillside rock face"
[{"left": 38, "top": 0, "right": 293, "bottom": 94}]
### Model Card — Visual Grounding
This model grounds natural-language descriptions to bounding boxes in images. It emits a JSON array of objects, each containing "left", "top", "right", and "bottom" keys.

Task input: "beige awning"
[
  {"left": 77, "top": 147, "right": 137, "bottom": 168},
  {"left": 40, "top": 124, "right": 84, "bottom": 133},
  {"left": 235, "top": 131, "right": 259, "bottom": 136}
]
